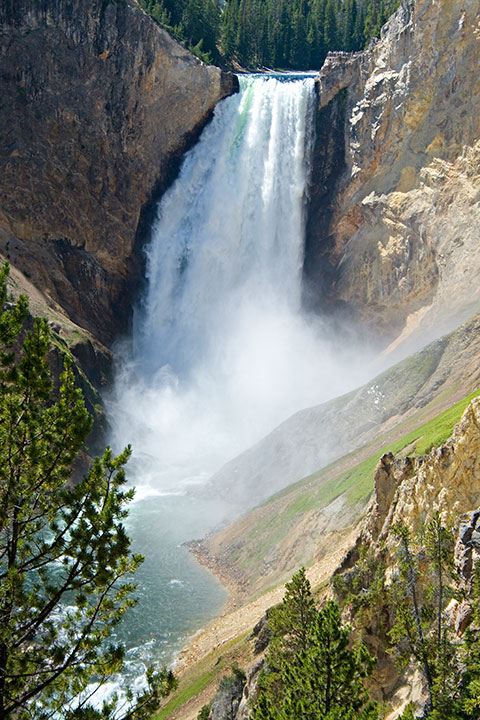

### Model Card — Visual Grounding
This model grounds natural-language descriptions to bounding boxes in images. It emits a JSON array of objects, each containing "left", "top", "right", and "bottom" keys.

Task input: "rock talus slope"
[
  {"left": 309, "top": 0, "right": 480, "bottom": 349},
  {"left": 0, "top": 0, "right": 237, "bottom": 346}
]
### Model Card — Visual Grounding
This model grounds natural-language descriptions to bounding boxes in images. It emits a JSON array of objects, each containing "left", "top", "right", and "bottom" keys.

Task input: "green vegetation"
[
  {"left": 271, "top": 385, "right": 480, "bottom": 515},
  {"left": 153, "top": 669, "right": 217, "bottom": 719},
  {"left": 0, "top": 263, "right": 175, "bottom": 719},
  {"left": 334, "top": 516, "right": 480, "bottom": 718},
  {"left": 389, "top": 519, "right": 458, "bottom": 716},
  {"left": 220, "top": 0, "right": 400, "bottom": 69},
  {"left": 198, "top": 704, "right": 211, "bottom": 719},
  {"left": 138, "top": 0, "right": 221, "bottom": 63},
  {"left": 137, "top": 0, "right": 400, "bottom": 68},
  {"left": 341, "top": 386, "right": 480, "bottom": 504},
  {"left": 412, "top": 388, "right": 480, "bottom": 455},
  {"left": 267, "top": 569, "right": 317, "bottom": 666},
  {"left": 251, "top": 569, "right": 379, "bottom": 719},
  {"left": 152, "top": 633, "right": 250, "bottom": 719},
  {"left": 241, "top": 517, "right": 480, "bottom": 719}
]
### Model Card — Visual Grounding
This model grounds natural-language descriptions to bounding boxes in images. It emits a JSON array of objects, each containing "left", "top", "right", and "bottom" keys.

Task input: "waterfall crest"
[{"left": 137, "top": 75, "right": 315, "bottom": 373}]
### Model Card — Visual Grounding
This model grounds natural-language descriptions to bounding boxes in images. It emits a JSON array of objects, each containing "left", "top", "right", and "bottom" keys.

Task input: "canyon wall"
[
  {"left": 364, "top": 398, "right": 480, "bottom": 549},
  {"left": 4, "top": 0, "right": 478, "bottom": 365},
  {"left": 308, "top": 0, "right": 480, "bottom": 350},
  {"left": 0, "top": 0, "right": 237, "bottom": 348}
]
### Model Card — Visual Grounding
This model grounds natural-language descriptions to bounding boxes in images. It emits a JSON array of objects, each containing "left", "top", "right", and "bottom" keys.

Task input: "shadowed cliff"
[{"left": 0, "top": 0, "right": 237, "bottom": 348}]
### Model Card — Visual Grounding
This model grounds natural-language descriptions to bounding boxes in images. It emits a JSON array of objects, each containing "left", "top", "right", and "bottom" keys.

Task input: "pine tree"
[
  {"left": 141, "top": 0, "right": 402, "bottom": 70},
  {"left": 353, "top": 0, "right": 365, "bottom": 49},
  {"left": 289, "top": 2, "right": 309, "bottom": 69},
  {"left": 254, "top": 599, "right": 378, "bottom": 720},
  {"left": 363, "top": 0, "right": 378, "bottom": 44},
  {"left": 220, "top": 0, "right": 239, "bottom": 60},
  {"left": 389, "top": 523, "right": 436, "bottom": 714},
  {"left": 460, "top": 568, "right": 480, "bottom": 719},
  {"left": 267, "top": 568, "right": 316, "bottom": 666},
  {"left": 253, "top": 568, "right": 378, "bottom": 720},
  {"left": 323, "top": 0, "right": 338, "bottom": 49},
  {"left": 307, "top": 0, "right": 327, "bottom": 68},
  {"left": 342, "top": 0, "right": 357, "bottom": 50},
  {"left": 388, "top": 518, "right": 461, "bottom": 718},
  {"left": 0, "top": 263, "right": 176, "bottom": 719}
]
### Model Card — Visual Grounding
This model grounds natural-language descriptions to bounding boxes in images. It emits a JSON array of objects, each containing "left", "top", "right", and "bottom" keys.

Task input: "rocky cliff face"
[
  {"left": 0, "top": 0, "right": 237, "bottom": 347},
  {"left": 364, "top": 398, "right": 480, "bottom": 548},
  {"left": 308, "top": 0, "right": 480, "bottom": 350}
]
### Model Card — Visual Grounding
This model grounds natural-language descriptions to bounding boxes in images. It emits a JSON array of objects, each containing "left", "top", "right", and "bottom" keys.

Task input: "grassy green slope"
[
  {"left": 153, "top": 633, "right": 251, "bottom": 720},
  {"left": 200, "top": 381, "right": 480, "bottom": 599},
  {"left": 288, "top": 386, "right": 480, "bottom": 512}
]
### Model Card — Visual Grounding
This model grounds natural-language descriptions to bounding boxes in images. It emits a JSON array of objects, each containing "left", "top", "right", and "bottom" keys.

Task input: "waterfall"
[
  {"left": 137, "top": 75, "right": 315, "bottom": 375},
  {"left": 110, "top": 74, "right": 346, "bottom": 496}
]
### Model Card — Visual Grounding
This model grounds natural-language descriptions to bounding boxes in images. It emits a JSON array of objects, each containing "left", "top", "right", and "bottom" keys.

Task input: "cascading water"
[
  {"left": 106, "top": 74, "right": 368, "bottom": 693},
  {"left": 113, "top": 74, "right": 323, "bottom": 493}
]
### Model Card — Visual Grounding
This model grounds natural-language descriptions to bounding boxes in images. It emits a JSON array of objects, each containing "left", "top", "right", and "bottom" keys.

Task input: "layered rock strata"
[
  {"left": 0, "top": 0, "right": 237, "bottom": 347},
  {"left": 308, "top": 0, "right": 480, "bottom": 349}
]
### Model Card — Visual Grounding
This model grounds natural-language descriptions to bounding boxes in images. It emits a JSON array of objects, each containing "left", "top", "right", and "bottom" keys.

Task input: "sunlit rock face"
[
  {"left": 0, "top": 0, "right": 237, "bottom": 345},
  {"left": 309, "top": 0, "right": 480, "bottom": 350},
  {"left": 367, "top": 399, "right": 480, "bottom": 543}
]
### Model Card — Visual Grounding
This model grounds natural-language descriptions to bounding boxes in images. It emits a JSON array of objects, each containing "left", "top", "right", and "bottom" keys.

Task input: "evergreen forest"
[{"left": 138, "top": 0, "right": 401, "bottom": 68}]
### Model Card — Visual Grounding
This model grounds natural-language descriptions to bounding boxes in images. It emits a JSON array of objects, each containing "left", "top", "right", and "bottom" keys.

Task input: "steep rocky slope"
[
  {"left": 203, "top": 310, "right": 480, "bottom": 513},
  {"left": 306, "top": 0, "right": 480, "bottom": 350},
  {"left": 363, "top": 398, "right": 480, "bottom": 550},
  {"left": 2, "top": 261, "right": 112, "bottom": 451},
  {"left": 340, "top": 397, "right": 480, "bottom": 716},
  {"left": 0, "top": 0, "right": 237, "bottom": 348}
]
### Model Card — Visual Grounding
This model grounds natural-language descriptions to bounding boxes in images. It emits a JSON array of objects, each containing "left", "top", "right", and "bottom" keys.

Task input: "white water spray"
[{"left": 110, "top": 74, "right": 366, "bottom": 499}]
